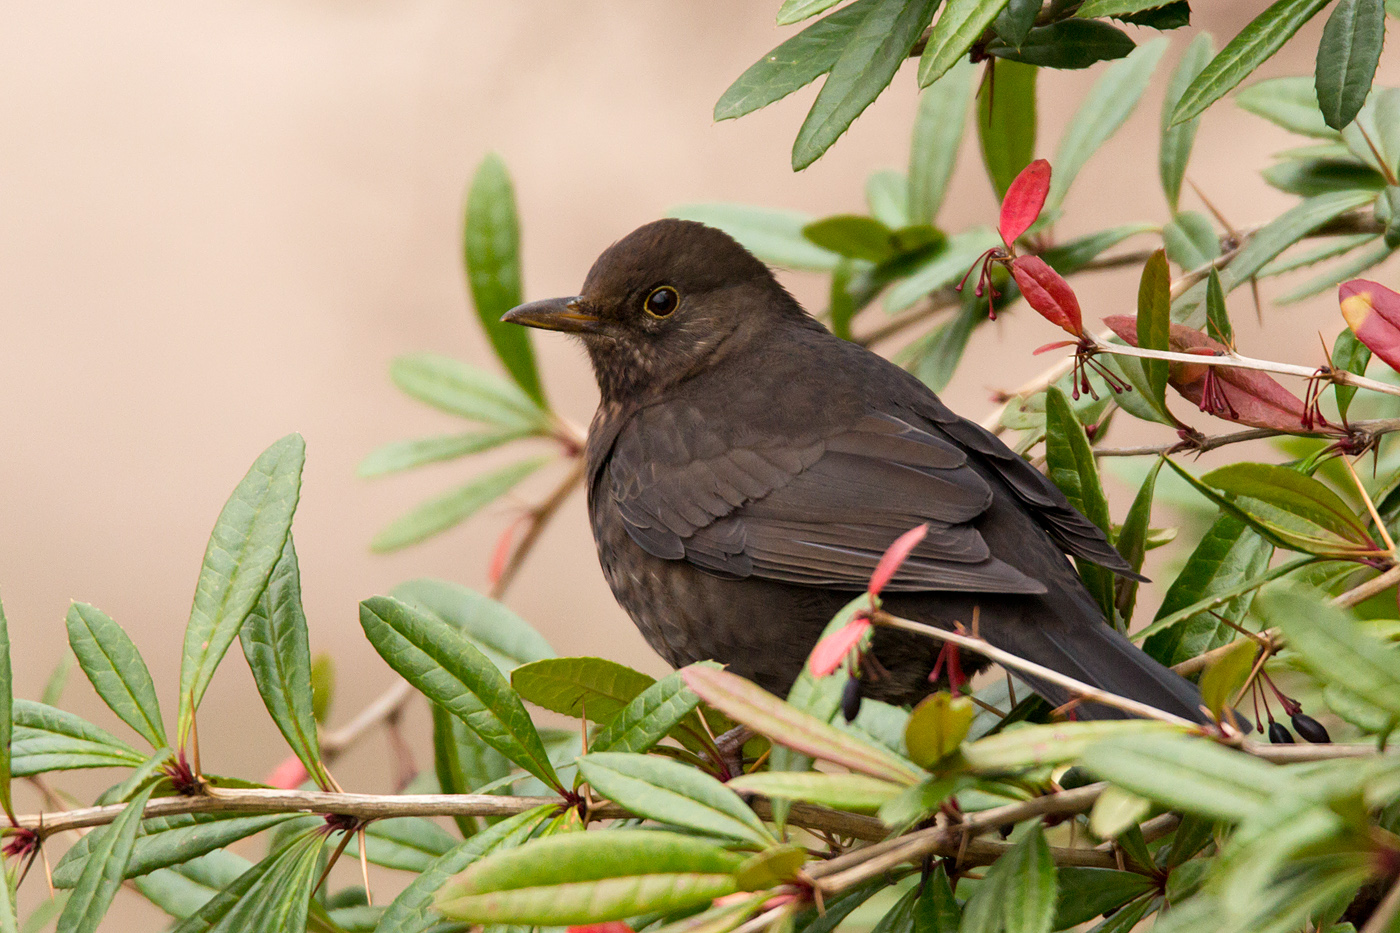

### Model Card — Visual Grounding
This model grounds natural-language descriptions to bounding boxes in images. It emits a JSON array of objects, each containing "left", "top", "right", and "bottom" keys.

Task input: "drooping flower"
[
  {"left": 1103, "top": 316, "right": 1322, "bottom": 432},
  {"left": 1010, "top": 255, "right": 1083, "bottom": 338},
  {"left": 807, "top": 616, "right": 871, "bottom": 678}
]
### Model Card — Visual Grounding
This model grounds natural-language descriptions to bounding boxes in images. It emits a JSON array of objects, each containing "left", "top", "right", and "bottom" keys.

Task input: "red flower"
[
  {"left": 808, "top": 616, "right": 872, "bottom": 678},
  {"left": 1340, "top": 279, "right": 1400, "bottom": 372},
  {"left": 868, "top": 523, "right": 929, "bottom": 598},
  {"left": 1103, "top": 316, "right": 1320, "bottom": 432},
  {"left": 266, "top": 755, "right": 310, "bottom": 790},
  {"left": 1010, "top": 255, "right": 1083, "bottom": 337}
]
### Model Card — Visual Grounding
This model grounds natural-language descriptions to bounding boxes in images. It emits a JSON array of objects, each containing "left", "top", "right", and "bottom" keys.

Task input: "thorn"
[
  {"left": 1187, "top": 178, "right": 1237, "bottom": 235},
  {"left": 358, "top": 827, "right": 372, "bottom": 906},
  {"left": 1249, "top": 277, "right": 1263, "bottom": 327}
]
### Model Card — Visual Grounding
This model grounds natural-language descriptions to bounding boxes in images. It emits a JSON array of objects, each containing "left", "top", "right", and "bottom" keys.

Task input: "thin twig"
[
  {"left": 874, "top": 611, "right": 1198, "bottom": 726},
  {"left": 490, "top": 455, "right": 588, "bottom": 598}
]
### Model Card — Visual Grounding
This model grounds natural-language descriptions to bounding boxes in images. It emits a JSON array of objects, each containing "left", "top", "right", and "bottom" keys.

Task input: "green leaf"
[
  {"left": 364, "top": 817, "right": 458, "bottom": 873},
  {"left": 777, "top": 0, "right": 845, "bottom": 25},
  {"left": 736, "top": 845, "right": 809, "bottom": 891},
  {"left": 375, "top": 805, "right": 554, "bottom": 933},
  {"left": 1044, "top": 387, "right": 1116, "bottom": 621},
  {"left": 1198, "top": 637, "right": 1257, "bottom": 720},
  {"left": 1171, "top": 0, "right": 1332, "bottom": 126},
  {"left": 909, "top": 60, "right": 975, "bottom": 225},
  {"left": 987, "top": 20, "right": 1137, "bottom": 71},
  {"left": 904, "top": 291, "right": 985, "bottom": 393},
  {"left": 1163, "top": 209, "right": 1220, "bottom": 271},
  {"left": 577, "top": 753, "right": 774, "bottom": 847},
  {"left": 1276, "top": 235, "right": 1395, "bottom": 302},
  {"left": 715, "top": 0, "right": 880, "bottom": 122},
  {"left": 40, "top": 654, "right": 74, "bottom": 709},
  {"left": 238, "top": 536, "right": 326, "bottom": 788},
  {"left": 803, "top": 215, "right": 898, "bottom": 263},
  {"left": 53, "top": 813, "right": 293, "bottom": 888},
  {"left": 1256, "top": 586, "right": 1400, "bottom": 717},
  {"left": 511, "top": 656, "right": 654, "bottom": 721},
  {"left": 1332, "top": 327, "right": 1372, "bottom": 418},
  {"left": 726, "top": 771, "right": 903, "bottom": 813},
  {"left": 359, "top": 595, "right": 561, "bottom": 791},
  {"left": 992, "top": 0, "right": 1040, "bottom": 48},
  {"left": 357, "top": 427, "right": 534, "bottom": 478},
  {"left": 1204, "top": 268, "right": 1233, "bottom": 345},
  {"left": 1237, "top": 75, "right": 1340, "bottom": 138},
  {"left": 959, "top": 823, "right": 1057, "bottom": 933},
  {"left": 1222, "top": 190, "right": 1376, "bottom": 292},
  {"left": 436, "top": 830, "right": 744, "bottom": 925},
  {"left": 977, "top": 60, "right": 1037, "bottom": 201},
  {"left": 1315, "top": 0, "right": 1385, "bottom": 130},
  {"left": 172, "top": 829, "right": 325, "bottom": 933},
  {"left": 588, "top": 669, "right": 705, "bottom": 755},
  {"left": 1047, "top": 37, "right": 1166, "bottom": 213},
  {"left": 465, "top": 153, "right": 543, "bottom": 405},
  {"left": 1200, "top": 462, "right": 1375, "bottom": 550},
  {"left": 904, "top": 692, "right": 975, "bottom": 767},
  {"left": 866, "top": 171, "right": 910, "bottom": 228},
  {"left": 1136, "top": 249, "right": 1171, "bottom": 411},
  {"left": 962, "top": 720, "right": 1177, "bottom": 773},
  {"left": 1080, "top": 733, "right": 1289, "bottom": 820},
  {"left": 10, "top": 700, "right": 146, "bottom": 775},
  {"left": 1076, "top": 0, "right": 1186, "bottom": 17},
  {"left": 0, "top": 874, "right": 15, "bottom": 933},
  {"left": 178, "top": 434, "right": 305, "bottom": 745},
  {"left": 668, "top": 204, "right": 840, "bottom": 270},
  {"left": 1052, "top": 867, "right": 1155, "bottom": 929},
  {"left": 309, "top": 654, "right": 333, "bottom": 724},
  {"left": 1139, "top": 515, "right": 1282, "bottom": 665},
  {"left": 391, "top": 578, "right": 554, "bottom": 668},
  {"left": 0, "top": 597, "right": 12, "bottom": 824},
  {"left": 919, "top": 0, "right": 1014, "bottom": 88},
  {"left": 1088, "top": 785, "right": 1151, "bottom": 840},
  {"left": 1113, "top": 457, "right": 1161, "bottom": 623},
  {"left": 432, "top": 702, "right": 510, "bottom": 835},
  {"left": 1262, "top": 158, "right": 1386, "bottom": 195},
  {"left": 1039, "top": 224, "right": 1158, "bottom": 274},
  {"left": 915, "top": 863, "right": 961, "bottom": 933},
  {"left": 793, "top": 0, "right": 941, "bottom": 170},
  {"left": 681, "top": 666, "right": 922, "bottom": 785},
  {"left": 65, "top": 603, "right": 165, "bottom": 749},
  {"left": 370, "top": 456, "right": 548, "bottom": 553},
  {"left": 389, "top": 354, "right": 549, "bottom": 431},
  {"left": 1161, "top": 32, "right": 1214, "bottom": 212},
  {"left": 55, "top": 785, "right": 156, "bottom": 933}
]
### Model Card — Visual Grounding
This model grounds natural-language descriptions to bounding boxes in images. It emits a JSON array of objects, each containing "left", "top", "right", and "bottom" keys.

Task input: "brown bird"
[{"left": 504, "top": 219, "right": 1207, "bottom": 722}]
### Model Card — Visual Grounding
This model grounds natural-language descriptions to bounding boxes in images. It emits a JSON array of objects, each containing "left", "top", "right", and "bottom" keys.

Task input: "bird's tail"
[{"left": 991, "top": 617, "right": 1213, "bottom": 724}]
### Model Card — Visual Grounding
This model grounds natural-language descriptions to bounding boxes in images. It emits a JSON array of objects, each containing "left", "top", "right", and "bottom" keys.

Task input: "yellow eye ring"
[{"left": 644, "top": 286, "right": 680, "bottom": 318}]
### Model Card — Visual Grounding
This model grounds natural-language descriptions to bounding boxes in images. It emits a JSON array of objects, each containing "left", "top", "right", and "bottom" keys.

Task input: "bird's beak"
[{"left": 501, "top": 297, "right": 604, "bottom": 335}]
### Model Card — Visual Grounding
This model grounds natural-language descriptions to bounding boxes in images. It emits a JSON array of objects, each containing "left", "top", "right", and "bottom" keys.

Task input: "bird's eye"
[{"left": 644, "top": 286, "right": 680, "bottom": 318}]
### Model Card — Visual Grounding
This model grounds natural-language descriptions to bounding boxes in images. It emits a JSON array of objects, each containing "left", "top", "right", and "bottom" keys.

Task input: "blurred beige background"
[{"left": 2, "top": 1, "right": 1398, "bottom": 927}]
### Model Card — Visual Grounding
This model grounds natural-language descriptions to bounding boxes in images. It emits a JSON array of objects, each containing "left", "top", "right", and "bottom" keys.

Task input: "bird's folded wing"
[{"left": 607, "top": 410, "right": 1046, "bottom": 594}]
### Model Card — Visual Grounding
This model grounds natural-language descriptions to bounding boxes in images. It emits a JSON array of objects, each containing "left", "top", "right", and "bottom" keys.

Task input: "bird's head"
[{"left": 502, "top": 218, "right": 809, "bottom": 402}]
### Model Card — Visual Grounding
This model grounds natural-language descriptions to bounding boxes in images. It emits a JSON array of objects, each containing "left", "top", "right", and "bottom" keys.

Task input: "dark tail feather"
[{"left": 991, "top": 619, "right": 1214, "bottom": 725}]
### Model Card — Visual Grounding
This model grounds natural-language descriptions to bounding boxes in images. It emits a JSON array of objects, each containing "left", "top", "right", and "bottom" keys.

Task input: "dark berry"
[
  {"left": 841, "top": 675, "right": 862, "bottom": 722},
  {"left": 1268, "top": 721, "right": 1294, "bottom": 744},
  {"left": 1291, "top": 713, "right": 1331, "bottom": 744}
]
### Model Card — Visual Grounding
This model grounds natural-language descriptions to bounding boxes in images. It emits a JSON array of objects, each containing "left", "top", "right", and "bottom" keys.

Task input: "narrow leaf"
[
  {"left": 1237, "top": 75, "right": 1340, "bottom": 138},
  {"left": 437, "top": 830, "right": 743, "bottom": 925},
  {"left": 389, "top": 354, "right": 548, "bottom": 430},
  {"left": 1198, "top": 636, "right": 1257, "bottom": 720},
  {"left": 1315, "top": 0, "right": 1385, "bottom": 130},
  {"left": 1113, "top": 458, "right": 1162, "bottom": 624},
  {"left": 238, "top": 536, "right": 327, "bottom": 788},
  {"left": 987, "top": 19, "right": 1137, "bottom": 71},
  {"left": 370, "top": 456, "right": 548, "bottom": 553},
  {"left": 65, "top": 603, "right": 166, "bottom": 749},
  {"left": 681, "top": 666, "right": 921, "bottom": 785},
  {"left": 726, "top": 772, "right": 903, "bottom": 813},
  {"left": 55, "top": 785, "right": 156, "bottom": 933},
  {"left": 577, "top": 752, "right": 774, "bottom": 847},
  {"left": 53, "top": 813, "right": 293, "bottom": 888},
  {"left": 777, "top": 0, "right": 845, "bottom": 25},
  {"left": 668, "top": 204, "right": 840, "bottom": 270},
  {"left": 178, "top": 433, "right": 305, "bottom": 745},
  {"left": 11, "top": 700, "right": 146, "bottom": 775},
  {"left": 1331, "top": 326, "right": 1372, "bottom": 418},
  {"left": 391, "top": 578, "right": 555, "bottom": 668},
  {"left": 793, "top": 0, "right": 942, "bottom": 170},
  {"left": 959, "top": 824, "right": 1057, "bottom": 933},
  {"left": 977, "top": 59, "right": 1037, "bottom": 200},
  {"left": 909, "top": 60, "right": 974, "bottom": 225},
  {"left": 715, "top": 0, "right": 880, "bottom": 121},
  {"left": 359, "top": 595, "right": 561, "bottom": 791},
  {"left": 357, "top": 427, "right": 533, "bottom": 478},
  {"left": 588, "top": 669, "right": 705, "bottom": 755},
  {"left": 1137, "top": 249, "right": 1171, "bottom": 409},
  {"left": 1160, "top": 33, "right": 1214, "bottom": 212},
  {"left": 1048, "top": 37, "right": 1167, "bottom": 212},
  {"left": 1044, "top": 387, "right": 1115, "bottom": 620},
  {"left": 919, "top": 0, "right": 1015, "bottom": 88},
  {"left": 1171, "top": 0, "right": 1332, "bottom": 126},
  {"left": 1221, "top": 190, "right": 1376, "bottom": 291}
]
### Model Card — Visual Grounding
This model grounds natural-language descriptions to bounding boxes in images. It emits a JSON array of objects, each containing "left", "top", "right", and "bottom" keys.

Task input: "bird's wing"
[{"left": 605, "top": 408, "right": 1046, "bottom": 594}]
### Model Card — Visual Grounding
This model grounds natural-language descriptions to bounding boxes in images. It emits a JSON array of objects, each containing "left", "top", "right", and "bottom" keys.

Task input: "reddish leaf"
[
  {"left": 1011, "top": 256, "right": 1083, "bottom": 336},
  {"left": 999, "top": 159, "right": 1051, "bottom": 248},
  {"left": 1103, "top": 316, "right": 1315, "bottom": 432},
  {"left": 1340, "top": 279, "right": 1400, "bottom": 372},
  {"left": 807, "top": 617, "right": 871, "bottom": 678},
  {"left": 265, "top": 754, "right": 310, "bottom": 789},
  {"left": 868, "top": 523, "right": 929, "bottom": 598}
]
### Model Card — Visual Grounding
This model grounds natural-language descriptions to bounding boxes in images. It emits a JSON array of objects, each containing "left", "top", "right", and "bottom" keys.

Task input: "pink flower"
[
  {"left": 999, "top": 160, "right": 1051, "bottom": 248},
  {"left": 808, "top": 617, "right": 871, "bottom": 678}
]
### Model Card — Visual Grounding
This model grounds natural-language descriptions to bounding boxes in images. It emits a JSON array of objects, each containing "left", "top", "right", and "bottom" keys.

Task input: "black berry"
[
  {"left": 1268, "top": 721, "right": 1295, "bottom": 744},
  {"left": 1291, "top": 713, "right": 1331, "bottom": 744},
  {"left": 841, "top": 674, "right": 863, "bottom": 722}
]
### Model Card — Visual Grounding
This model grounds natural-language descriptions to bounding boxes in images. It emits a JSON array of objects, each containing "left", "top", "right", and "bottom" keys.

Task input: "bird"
[{"left": 502, "top": 218, "right": 1208, "bottom": 723}]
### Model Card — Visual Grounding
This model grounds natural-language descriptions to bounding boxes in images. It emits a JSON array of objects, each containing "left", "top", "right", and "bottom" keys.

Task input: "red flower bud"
[
  {"left": 1340, "top": 279, "right": 1400, "bottom": 372},
  {"left": 999, "top": 160, "right": 1051, "bottom": 249},
  {"left": 1011, "top": 256, "right": 1083, "bottom": 337},
  {"left": 266, "top": 755, "right": 310, "bottom": 790},
  {"left": 808, "top": 617, "right": 871, "bottom": 678}
]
